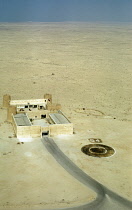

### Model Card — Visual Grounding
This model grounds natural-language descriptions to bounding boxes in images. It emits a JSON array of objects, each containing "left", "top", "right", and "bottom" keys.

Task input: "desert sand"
[{"left": 0, "top": 22, "right": 132, "bottom": 209}]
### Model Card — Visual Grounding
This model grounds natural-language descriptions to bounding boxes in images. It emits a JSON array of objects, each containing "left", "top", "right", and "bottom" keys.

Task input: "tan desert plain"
[{"left": 0, "top": 22, "right": 132, "bottom": 209}]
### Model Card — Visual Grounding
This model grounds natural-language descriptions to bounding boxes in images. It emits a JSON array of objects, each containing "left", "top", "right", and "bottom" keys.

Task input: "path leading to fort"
[{"left": 41, "top": 137, "right": 131, "bottom": 210}]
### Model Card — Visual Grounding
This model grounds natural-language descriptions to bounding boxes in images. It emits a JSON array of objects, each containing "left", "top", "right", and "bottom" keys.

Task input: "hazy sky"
[{"left": 0, "top": 0, "right": 132, "bottom": 22}]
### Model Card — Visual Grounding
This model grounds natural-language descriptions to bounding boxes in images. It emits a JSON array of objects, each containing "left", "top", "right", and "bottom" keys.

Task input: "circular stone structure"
[{"left": 81, "top": 144, "right": 115, "bottom": 157}]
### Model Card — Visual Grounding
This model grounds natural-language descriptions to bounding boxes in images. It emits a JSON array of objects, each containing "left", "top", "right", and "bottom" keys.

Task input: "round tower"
[
  {"left": 7, "top": 106, "right": 17, "bottom": 123},
  {"left": 44, "top": 94, "right": 52, "bottom": 104},
  {"left": 3, "top": 94, "right": 11, "bottom": 108}
]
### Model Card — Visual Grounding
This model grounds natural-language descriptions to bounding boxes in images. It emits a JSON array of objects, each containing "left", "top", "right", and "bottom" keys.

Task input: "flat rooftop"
[
  {"left": 10, "top": 99, "right": 48, "bottom": 106},
  {"left": 13, "top": 113, "right": 31, "bottom": 126},
  {"left": 49, "top": 113, "right": 70, "bottom": 124},
  {"left": 32, "top": 119, "right": 49, "bottom": 127}
]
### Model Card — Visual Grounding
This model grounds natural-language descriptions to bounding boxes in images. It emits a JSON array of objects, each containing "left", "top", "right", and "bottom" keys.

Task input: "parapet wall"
[
  {"left": 49, "top": 123, "right": 73, "bottom": 136},
  {"left": 17, "top": 126, "right": 41, "bottom": 138}
]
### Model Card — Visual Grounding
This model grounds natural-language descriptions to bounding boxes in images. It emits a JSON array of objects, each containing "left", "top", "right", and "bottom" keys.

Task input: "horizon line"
[{"left": 0, "top": 20, "right": 132, "bottom": 24}]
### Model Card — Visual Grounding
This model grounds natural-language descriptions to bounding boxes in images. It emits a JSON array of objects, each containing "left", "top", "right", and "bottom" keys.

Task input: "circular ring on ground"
[
  {"left": 75, "top": 108, "right": 104, "bottom": 116},
  {"left": 81, "top": 144, "right": 115, "bottom": 157}
]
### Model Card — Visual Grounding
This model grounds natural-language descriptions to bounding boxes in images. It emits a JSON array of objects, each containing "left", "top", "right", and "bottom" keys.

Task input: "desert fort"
[{"left": 0, "top": 22, "right": 132, "bottom": 209}]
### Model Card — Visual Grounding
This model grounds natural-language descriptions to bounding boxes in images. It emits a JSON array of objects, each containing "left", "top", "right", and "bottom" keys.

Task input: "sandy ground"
[{"left": 0, "top": 22, "right": 132, "bottom": 209}]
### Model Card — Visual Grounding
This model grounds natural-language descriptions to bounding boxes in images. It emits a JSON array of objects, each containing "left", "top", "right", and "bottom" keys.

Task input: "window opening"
[
  {"left": 41, "top": 114, "right": 46, "bottom": 119},
  {"left": 33, "top": 105, "right": 37, "bottom": 108}
]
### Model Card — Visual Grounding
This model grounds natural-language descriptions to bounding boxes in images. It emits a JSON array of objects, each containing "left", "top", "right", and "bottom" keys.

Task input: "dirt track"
[{"left": 42, "top": 137, "right": 131, "bottom": 210}]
